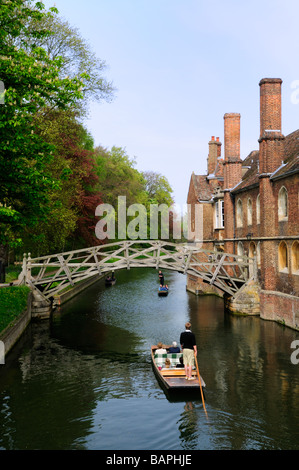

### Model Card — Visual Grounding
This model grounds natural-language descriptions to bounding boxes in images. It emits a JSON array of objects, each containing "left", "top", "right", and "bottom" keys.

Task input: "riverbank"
[
  {"left": 0, "top": 286, "right": 31, "bottom": 361},
  {"left": 0, "top": 285, "right": 30, "bottom": 334},
  {"left": 0, "top": 273, "right": 107, "bottom": 361}
]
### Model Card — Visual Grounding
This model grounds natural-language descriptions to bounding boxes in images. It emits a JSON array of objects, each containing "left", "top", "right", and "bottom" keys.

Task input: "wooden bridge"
[{"left": 18, "top": 240, "right": 256, "bottom": 303}]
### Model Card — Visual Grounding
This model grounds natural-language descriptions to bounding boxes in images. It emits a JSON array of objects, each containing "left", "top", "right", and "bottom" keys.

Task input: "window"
[
  {"left": 278, "top": 241, "right": 288, "bottom": 272},
  {"left": 215, "top": 200, "right": 224, "bottom": 229},
  {"left": 278, "top": 187, "right": 288, "bottom": 220},
  {"left": 291, "top": 241, "right": 299, "bottom": 274},
  {"left": 236, "top": 199, "right": 243, "bottom": 227},
  {"left": 247, "top": 198, "right": 252, "bottom": 226},
  {"left": 256, "top": 194, "right": 260, "bottom": 224}
]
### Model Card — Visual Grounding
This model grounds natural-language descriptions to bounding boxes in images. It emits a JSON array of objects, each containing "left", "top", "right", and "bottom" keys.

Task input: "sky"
[{"left": 42, "top": 0, "right": 299, "bottom": 207}]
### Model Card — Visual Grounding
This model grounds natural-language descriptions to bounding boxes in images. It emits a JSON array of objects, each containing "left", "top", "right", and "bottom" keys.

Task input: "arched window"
[
  {"left": 278, "top": 187, "right": 288, "bottom": 220},
  {"left": 236, "top": 199, "right": 243, "bottom": 227},
  {"left": 256, "top": 194, "right": 260, "bottom": 224},
  {"left": 247, "top": 198, "right": 252, "bottom": 226},
  {"left": 291, "top": 241, "right": 299, "bottom": 274},
  {"left": 278, "top": 241, "right": 288, "bottom": 272}
]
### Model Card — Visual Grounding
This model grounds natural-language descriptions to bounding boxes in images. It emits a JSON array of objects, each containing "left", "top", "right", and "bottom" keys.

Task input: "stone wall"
[{"left": 260, "top": 290, "right": 299, "bottom": 330}]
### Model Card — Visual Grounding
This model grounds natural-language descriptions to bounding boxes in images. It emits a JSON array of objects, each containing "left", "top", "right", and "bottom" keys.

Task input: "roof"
[
  {"left": 271, "top": 129, "right": 299, "bottom": 179},
  {"left": 188, "top": 129, "right": 299, "bottom": 201},
  {"left": 232, "top": 129, "right": 299, "bottom": 193},
  {"left": 189, "top": 173, "right": 212, "bottom": 201}
]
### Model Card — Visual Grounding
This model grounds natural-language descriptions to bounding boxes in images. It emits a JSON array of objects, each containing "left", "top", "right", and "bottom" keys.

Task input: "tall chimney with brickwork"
[
  {"left": 258, "top": 78, "right": 285, "bottom": 291},
  {"left": 223, "top": 113, "right": 242, "bottom": 253},
  {"left": 259, "top": 78, "right": 285, "bottom": 174},
  {"left": 208, "top": 136, "right": 221, "bottom": 175}
]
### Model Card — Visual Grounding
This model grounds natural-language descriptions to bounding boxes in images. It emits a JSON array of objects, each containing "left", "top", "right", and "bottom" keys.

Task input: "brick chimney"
[
  {"left": 208, "top": 136, "right": 221, "bottom": 175},
  {"left": 223, "top": 113, "right": 242, "bottom": 255},
  {"left": 223, "top": 113, "right": 242, "bottom": 189},
  {"left": 258, "top": 79, "right": 285, "bottom": 290},
  {"left": 258, "top": 78, "right": 285, "bottom": 174},
  {"left": 216, "top": 137, "right": 222, "bottom": 158}
]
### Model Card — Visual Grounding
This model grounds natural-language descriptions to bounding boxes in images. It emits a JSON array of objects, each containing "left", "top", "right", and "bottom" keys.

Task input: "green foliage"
[
  {"left": 0, "top": 1, "right": 175, "bottom": 257},
  {"left": 17, "top": 10, "right": 115, "bottom": 115},
  {"left": 0, "top": 0, "right": 85, "bottom": 249},
  {"left": 0, "top": 285, "right": 30, "bottom": 333}
]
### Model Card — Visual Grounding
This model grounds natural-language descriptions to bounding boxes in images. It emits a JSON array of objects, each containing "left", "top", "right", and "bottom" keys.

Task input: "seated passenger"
[
  {"left": 164, "top": 358, "right": 171, "bottom": 369},
  {"left": 155, "top": 342, "right": 167, "bottom": 354},
  {"left": 168, "top": 341, "right": 180, "bottom": 353}
]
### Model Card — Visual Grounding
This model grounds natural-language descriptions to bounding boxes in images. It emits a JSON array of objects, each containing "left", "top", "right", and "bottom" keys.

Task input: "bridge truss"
[{"left": 18, "top": 240, "right": 254, "bottom": 302}]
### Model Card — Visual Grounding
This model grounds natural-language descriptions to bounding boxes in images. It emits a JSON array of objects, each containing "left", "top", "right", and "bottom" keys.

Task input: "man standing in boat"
[
  {"left": 158, "top": 270, "right": 164, "bottom": 285},
  {"left": 179, "top": 322, "right": 197, "bottom": 380}
]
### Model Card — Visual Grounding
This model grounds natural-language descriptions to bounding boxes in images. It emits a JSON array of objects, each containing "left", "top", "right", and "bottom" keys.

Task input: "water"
[{"left": 0, "top": 268, "right": 298, "bottom": 450}]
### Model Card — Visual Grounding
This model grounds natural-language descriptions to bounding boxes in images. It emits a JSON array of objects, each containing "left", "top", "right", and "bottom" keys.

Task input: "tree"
[
  {"left": 95, "top": 146, "right": 147, "bottom": 208},
  {"left": 142, "top": 171, "right": 174, "bottom": 206},
  {"left": 15, "top": 8, "right": 115, "bottom": 115},
  {"left": 0, "top": 0, "right": 86, "bottom": 260},
  {"left": 20, "top": 109, "right": 104, "bottom": 254}
]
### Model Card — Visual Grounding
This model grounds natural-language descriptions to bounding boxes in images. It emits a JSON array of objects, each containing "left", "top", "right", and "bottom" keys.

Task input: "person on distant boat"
[
  {"left": 168, "top": 341, "right": 180, "bottom": 353},
  {"left": 158, "top": 270, "right": 164, "bottom": 285},
  {"left": 155, "top": 342, "right": 167, "bottom": 354},
  {"left": 180, "top": 322, "right": 197, "bottom": 381}
]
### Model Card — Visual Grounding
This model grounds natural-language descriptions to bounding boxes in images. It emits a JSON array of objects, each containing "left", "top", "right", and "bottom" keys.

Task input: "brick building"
[{"left": 187, "top": 78, "right": 299, "bottom": 330}]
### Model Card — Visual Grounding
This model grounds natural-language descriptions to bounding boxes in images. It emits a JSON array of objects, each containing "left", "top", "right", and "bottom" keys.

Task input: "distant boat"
[
  {"left": 105, "top": 276, "right": 116, "bottom": 286},
  {"left": 158, "top": 286, "right": 168, "bottom": 296},
  {"left": 151, "top": 345, "right": 206, "bottom": 392}
]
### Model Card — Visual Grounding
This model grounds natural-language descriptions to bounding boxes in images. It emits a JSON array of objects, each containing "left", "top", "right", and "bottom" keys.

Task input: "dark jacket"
[{"left": 180, "top": 330, "right": 196, "bottom": 350}]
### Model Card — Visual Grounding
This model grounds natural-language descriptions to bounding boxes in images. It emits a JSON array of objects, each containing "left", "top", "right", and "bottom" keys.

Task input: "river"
[{"left": 0, "top": 268, "right": 298, "bottom": 450}]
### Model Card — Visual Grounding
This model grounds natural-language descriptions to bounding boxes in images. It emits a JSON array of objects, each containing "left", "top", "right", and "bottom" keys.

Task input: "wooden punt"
[
  {"left": 151, "top": 345, "right": 206, "bottom": 392},
  {"left": 158, "top": 288, "right": 168, "bottom": 296}
]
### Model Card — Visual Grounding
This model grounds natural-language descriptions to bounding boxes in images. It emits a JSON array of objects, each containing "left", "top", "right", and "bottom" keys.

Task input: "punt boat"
[
  {"left": 151, "top": 345, "right": 206, "bottom": 392},
  {"left": 158, "top": 287, "right": 168, "bottom": 296}
]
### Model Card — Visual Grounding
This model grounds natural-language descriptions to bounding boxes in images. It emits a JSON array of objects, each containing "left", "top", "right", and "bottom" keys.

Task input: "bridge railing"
[{"left": 18, "top": 240, "right": 253, "bottom": 299}]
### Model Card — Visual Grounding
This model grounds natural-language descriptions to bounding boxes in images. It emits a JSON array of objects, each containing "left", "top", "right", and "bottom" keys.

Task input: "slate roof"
[{"left": 232, "top": 129, "right": 299, "bottom": 193}]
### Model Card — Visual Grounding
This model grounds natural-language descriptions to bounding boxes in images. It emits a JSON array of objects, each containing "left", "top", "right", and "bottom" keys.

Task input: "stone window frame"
[
  {"left": 256, "top": 194, "right": 260, "bottom": 225},
  {"left": 291, "top": 241, "right": 299, "bottom": 275},
  {"left": 278, "top": 241, "right": 288, "bottom": 273},
  {"left": 278, "top": 186, "right": 288, "bottom": 221}
]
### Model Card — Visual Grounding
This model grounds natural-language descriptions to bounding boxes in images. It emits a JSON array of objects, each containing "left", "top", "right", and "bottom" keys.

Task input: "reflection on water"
[{"left": 0, "top": 268, "right": 298, "bottom": 450}]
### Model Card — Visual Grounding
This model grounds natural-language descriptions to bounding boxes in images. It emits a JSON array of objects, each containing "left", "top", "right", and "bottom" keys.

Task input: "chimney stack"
[
  {"left": 223, "top": 113, "right": 242, "bottom": 189},
  {"left": 208, "top": 136, "right": 221, "bottom": 175},
  {"left": 258, "top": 78, "right": 285, "bottom": 174}
]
